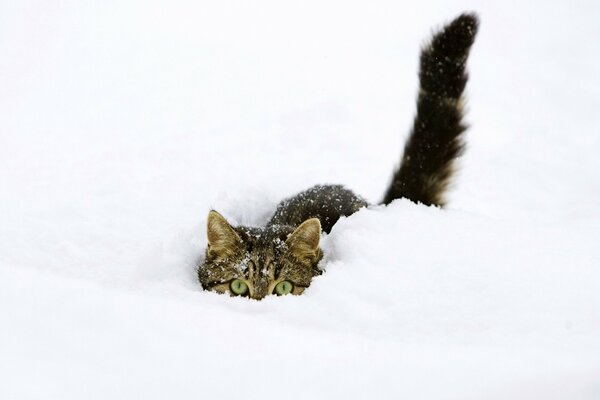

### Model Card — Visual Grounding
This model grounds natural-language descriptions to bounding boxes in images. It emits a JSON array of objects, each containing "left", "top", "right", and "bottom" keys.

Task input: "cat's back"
[{"left": 267, "top": 185, "right": 367, "bottom": 234}]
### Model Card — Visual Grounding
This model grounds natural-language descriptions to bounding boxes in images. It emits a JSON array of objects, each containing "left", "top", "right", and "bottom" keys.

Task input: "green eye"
[
  {"left": 230, "top": 279, "right": 248, "bottom": 296},
  {"left": 274, "top": 280, "right": 294, "bottom": 295}
]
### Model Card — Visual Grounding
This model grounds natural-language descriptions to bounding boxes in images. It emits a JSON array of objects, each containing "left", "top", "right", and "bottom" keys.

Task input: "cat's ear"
[
  {"left": 286, "top": 218, "right": 321, "bottom": 259},
  {"left": 206, "top": 210, "right": 242, "bottom": 257}
]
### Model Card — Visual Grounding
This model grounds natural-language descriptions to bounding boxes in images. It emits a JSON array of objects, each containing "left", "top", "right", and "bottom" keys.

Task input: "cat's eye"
[
  {"left": 230, "top": 279, "right": 248, "bottom": 296},
  {"left": 274, "top": 280, "right": 293, "bottom": 295}
]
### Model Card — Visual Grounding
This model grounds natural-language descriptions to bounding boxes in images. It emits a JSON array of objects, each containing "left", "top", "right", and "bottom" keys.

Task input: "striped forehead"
[{"left": 237, "top": 227, "right": 289, "bottom": 250}]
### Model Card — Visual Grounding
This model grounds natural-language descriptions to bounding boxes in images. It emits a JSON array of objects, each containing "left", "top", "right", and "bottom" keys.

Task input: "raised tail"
[{"left": 382, "top": 13, "right": 479, "bottom": 207}]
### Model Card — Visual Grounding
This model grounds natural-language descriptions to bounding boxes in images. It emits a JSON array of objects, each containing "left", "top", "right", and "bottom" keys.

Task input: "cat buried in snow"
[{"left": 198, "top": 13, "right": 479, "bottom": 300}]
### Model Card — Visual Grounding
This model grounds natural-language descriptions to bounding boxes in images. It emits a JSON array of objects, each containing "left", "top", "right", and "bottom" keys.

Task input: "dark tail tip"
[
  {"left": 453, "top": 12, "right": 480, "bottom": 34},
  {"left": 437, "top": 12, "right": 480, "bottom": 53},
  {"left": 420, "top": 12, "right": 480, "bottom": 99}
]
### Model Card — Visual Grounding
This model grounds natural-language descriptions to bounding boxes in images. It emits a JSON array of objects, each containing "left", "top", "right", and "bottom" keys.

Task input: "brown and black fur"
[
  {"left": 199, "top": 13, "right": 479, "bottom": 300},
  {"left": 382, "top": 13, "right": 478, "bottom": 206}
]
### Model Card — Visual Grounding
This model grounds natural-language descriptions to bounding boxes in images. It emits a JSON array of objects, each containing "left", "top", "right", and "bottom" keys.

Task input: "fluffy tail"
[{"left": 382, "top": 13, "right": 479, "bottom": 207}]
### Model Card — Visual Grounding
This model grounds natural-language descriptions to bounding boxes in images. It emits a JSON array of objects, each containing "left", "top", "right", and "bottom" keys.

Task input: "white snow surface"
[{"left": 1, "top": 1, "right": 600, "bottom": 399}]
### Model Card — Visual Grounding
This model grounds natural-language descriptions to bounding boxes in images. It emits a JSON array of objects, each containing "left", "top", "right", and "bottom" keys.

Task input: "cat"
[{"left": 198, "top": 13, "right": 479, "bottom": 300}]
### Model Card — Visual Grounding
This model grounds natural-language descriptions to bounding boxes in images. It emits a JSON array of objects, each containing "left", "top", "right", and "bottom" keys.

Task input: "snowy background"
[{"left": 1, "top": 1, "right": 599, "bottom": 399}]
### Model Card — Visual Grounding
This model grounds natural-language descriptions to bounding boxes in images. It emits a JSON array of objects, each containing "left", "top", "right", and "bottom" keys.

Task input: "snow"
[{"left": 1, "top": 1, "right": 600, "bottom": 399}]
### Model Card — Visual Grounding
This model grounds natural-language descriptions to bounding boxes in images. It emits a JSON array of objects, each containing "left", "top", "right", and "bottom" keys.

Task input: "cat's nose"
[
  {"left": 250, "top": 290, "right": 268, "bottom": 300},
  {"left": 250, "top": 281, "right": 269, "bottom": 300}
]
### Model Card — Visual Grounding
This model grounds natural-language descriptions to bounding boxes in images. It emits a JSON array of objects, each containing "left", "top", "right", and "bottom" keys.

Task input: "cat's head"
[{"left": 198, "top": 210, "right": 323, "bottom": 300}]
